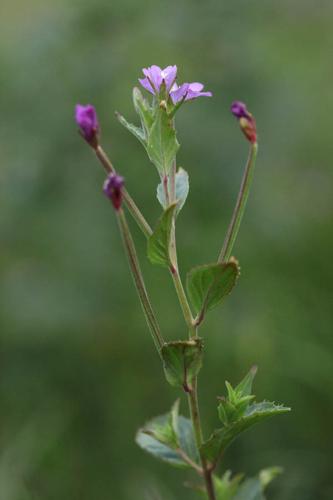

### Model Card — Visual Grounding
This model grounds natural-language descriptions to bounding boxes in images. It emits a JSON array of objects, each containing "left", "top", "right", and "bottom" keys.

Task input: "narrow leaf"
[
  {"left": 147, "top": 203, "right": 177, "bottom": 267},
  {"left": 115, "top": 111, "right": 146, "bottom": 145},
  {"left": 187, "top": 259, "right": 240, "bottom": 316},
  {"left": 132, "top": 86, "right": 154, "bottom": 134},
  {"left": 235, "top": 365, "right": 258, "bottom": 397},
  {"left": 146, "top": 107, "right": 179, "bottom": 175},
  {"left": 157, "top": 167, "right": 189, "bottom": 214},
  {"left": 161, "top": 338, "right": 203, "bottom": 389}
]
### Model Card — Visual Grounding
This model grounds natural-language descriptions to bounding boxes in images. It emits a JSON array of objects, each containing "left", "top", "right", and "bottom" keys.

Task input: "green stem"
[
  {"left": 95, "top": 145, "right": 153, "bottom": 239},
  {"left": 218, "top": 142, "right": 258, "bottom": 262},
  {"left": 170, "top": 264, "right": 196, "bottom": 336},
  {"left": 188, "top": 378, "right": 216, "bottom": 500},
  {"left": 116, "top": 208, "right": 164, "bottom": 354},
  {"left": 169, "top": 159, "right": 176, "bottom": 203},
  {"left": 165, "top": 164, "right": 215, "bottom": 497}
]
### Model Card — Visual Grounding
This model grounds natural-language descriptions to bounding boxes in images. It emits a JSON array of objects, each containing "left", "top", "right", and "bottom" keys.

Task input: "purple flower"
[
  {"left": 139, "top": 65, "right": 177, "bottom": 95},
  {"left": 170, "top": 82, "right": 212, "bottom": 104},
  {"left": 138, "top": 65, "right": 212, "bottom": 105},
  {"left": 75, "top": 104, "right": 99, "bottom": 147},
  {"left": 103, "top": 173, "right": 125, "bottom": 211},
  {"left": 231, "top": 101, "right": 257, "bottom": 144}
]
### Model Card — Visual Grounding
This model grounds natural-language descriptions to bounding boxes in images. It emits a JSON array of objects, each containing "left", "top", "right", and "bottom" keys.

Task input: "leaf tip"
[{"left": 250, "top": 365, "right": 258, "bottom": 376}]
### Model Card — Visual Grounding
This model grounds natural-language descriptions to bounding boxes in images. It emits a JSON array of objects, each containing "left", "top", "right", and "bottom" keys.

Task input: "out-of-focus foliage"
[{"left": 1, "top": 1, "right": 332, "bottom": 499}]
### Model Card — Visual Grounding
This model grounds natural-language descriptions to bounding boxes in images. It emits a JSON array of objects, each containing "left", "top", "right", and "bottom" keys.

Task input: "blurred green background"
[{"left": 1, "top": 0, "right": 332, "bottom": 499}]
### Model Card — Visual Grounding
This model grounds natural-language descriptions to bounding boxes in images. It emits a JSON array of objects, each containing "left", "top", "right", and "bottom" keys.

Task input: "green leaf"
[
  {"left": 136, "top": 430, "right": 186, "bottom": 468},
  {"left": 259, "top": 466, "right": 283, "bottom": 489},
  {"left": 233, "top": 467, "right": 282, "bottom": 500},
  {"left": 234, "top": 365, "right": 258, "bottom": 397},
  {"left": 136, "top": 403, "right": 199, "bottom": 469},
  {"left": 146, "top": 107, "right": 179, "bottom": 175},
  {"left": 157, "top": 167, "right": 190, "bottom": 214},
  {"left": 201, "top": 401, "right": 290, "bottom": 464},
  {"left": 213, "top": 471, "right": 244, "bottom": 500},
  {"left": 115, "top": 111, "right": 146, "bottom": 145},
  {"left": 233, "top": 478, "right": 264, "bottom": 500},
  {"left": 132, "top": 86, "right": 154, "bottom": 135},
  {"left": 161, "top": 338, "right": 203, "bottom": 389},
  {"left": 218, "top": 367, "right": 258, "bottom": 425},
  {"left": 187, "top": 259, "right": 240, "bottom": 317},
  {"left": 147, "top": 203, "right": 177, "bottom": 267},
  {"left": 177, "top": 415, "right": 199, "bottom": 464}
]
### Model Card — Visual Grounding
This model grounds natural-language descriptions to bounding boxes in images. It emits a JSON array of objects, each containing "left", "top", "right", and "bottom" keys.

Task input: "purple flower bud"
[
  {"left": 231, "top": 101, "right": 250, "bottom": 119},
  {"left": 75, "top": 104, "right": 99, "bottom": 148},
  {"left": 103, "top": 173, "right": 124, "bottom": 211},
  {"left": 231, "top": 101, "right": 257, "bottom": 143}
]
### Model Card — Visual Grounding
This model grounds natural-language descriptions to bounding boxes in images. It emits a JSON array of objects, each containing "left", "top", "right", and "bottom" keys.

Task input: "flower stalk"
[
  {"left": 95, "top": 145, "right": 153, "bottom": 239},
  {"left": 218, "top": 142, "right": 258, "bottom": 262},
  {"left": 116, "top": 207, "right": 164, "bottom": 354}
]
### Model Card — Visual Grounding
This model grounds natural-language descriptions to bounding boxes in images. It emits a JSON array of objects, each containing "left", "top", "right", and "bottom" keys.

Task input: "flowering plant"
[{"left": 75, "top": 64, "right": 290, "bottom": 500}]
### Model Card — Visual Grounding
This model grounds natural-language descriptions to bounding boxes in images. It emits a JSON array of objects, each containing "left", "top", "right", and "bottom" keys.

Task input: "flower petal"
[
  {"left": 188, "top": 82, "right": 204, "bottom": 92},
  {"left": 143, "top": 65, "right": 163, "bottom": 92},
  {"left": 170, "top": 83, "right": 189, "bottom": 104},
  {"left": 161, "top": 65, "right": 177, "bottom": 91},
  {"left": 139, "top": 77, "right": 155, "bottom": 94}
]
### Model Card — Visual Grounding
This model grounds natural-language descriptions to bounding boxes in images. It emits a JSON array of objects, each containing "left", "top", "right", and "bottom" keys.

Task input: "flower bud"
[
  {"left": 231, "top": 101, "right": 257, "bottom": 144},
  {"left": 75, "top": 104, "right": 99, "bottom": 148},
  {"left": 103, "top": 173, "right": 124, "bottom": 211}
]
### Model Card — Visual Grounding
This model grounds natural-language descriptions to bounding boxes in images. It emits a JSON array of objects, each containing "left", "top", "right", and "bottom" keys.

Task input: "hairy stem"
[
  {"left": 117, "top": 208, "right": 164, "bottom": 354},
  {"left": 96, "top": 145, "right": 153, "bottom": 239},
  {"left": 218, "top": 142, "right": 258, "bottom": 262}
]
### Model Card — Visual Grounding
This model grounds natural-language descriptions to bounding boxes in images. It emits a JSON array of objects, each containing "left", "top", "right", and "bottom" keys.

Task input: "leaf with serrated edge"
[
  {"left": 201, "top": 402, "right": 290, "bottom": 464},
  {"left": 161, "top": 338, "right": 203, "bottom": 389},
  {"left": 157, "top": 168, "right": 189, "bottom": 214},
  {"left": 187, "top": 260, "right": 240, "bottom": 316},
  {"left": 147, "top": 203, "right": 177, "bottom": 267}
]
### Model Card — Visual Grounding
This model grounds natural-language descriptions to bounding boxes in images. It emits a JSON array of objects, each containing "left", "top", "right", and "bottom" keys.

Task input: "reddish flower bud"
[
  {"left": 231, "top": 101, "right": 257, "bottom": 144},
  {"left": 103, "top": 174, "right": 124, "bottom": 211}
]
